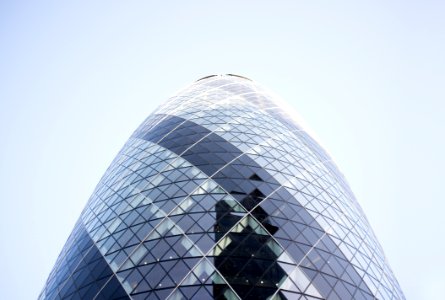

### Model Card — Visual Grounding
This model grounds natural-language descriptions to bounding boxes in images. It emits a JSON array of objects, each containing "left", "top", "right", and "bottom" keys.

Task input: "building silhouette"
[{"left": 40, "top": 75, "right": 405, "bottom": 299}]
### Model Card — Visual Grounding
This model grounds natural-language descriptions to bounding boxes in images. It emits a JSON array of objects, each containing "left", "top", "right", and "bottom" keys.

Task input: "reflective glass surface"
[{"left": 40, "top": 75, "right": 404, "bottom": 300}]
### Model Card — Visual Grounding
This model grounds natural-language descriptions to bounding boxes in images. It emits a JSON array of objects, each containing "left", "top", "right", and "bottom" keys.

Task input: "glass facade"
[{"left": 40, "top": 74, "right": 405, "bottom": 300}]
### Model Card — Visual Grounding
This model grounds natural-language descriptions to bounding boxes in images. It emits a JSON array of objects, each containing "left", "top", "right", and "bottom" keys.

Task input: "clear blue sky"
[{"left": 1, "top": 1, "right": 444, "bottom": 299}]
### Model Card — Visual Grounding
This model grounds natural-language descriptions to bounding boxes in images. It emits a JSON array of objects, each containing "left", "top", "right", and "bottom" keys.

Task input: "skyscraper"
[{"left": 40, "top": 75, "right": 404, "bottom": 299}]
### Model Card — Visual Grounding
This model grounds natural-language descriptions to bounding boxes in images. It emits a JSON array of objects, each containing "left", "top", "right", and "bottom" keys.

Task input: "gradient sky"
[{"left": 1, "top": 1, "right": 444, "bottom": 299}]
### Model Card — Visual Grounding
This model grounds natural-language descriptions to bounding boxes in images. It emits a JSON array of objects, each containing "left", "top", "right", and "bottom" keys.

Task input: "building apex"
[{"left": 196, "top": 74, "right": 252, "bottom": 82}]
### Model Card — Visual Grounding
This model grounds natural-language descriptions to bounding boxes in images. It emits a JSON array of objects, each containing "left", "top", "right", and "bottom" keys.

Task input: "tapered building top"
[{"left": 40, "top": 75, "right": 404, "bottom": 300}]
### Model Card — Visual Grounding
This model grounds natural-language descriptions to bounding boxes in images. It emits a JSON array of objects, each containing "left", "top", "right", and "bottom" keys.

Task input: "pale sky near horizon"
[{"left": 1, "top": 1, "right": 444, "bottom": 299}]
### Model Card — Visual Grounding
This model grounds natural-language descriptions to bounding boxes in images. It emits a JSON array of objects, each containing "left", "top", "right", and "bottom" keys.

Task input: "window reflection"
[{"left": 214, "top": 191, "right": 286, "bottom": 299}]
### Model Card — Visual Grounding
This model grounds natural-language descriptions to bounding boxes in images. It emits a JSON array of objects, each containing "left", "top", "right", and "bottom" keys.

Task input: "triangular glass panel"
[
  {"left": 161, "top": 249, "right": 178, "bottom": 261},
  {"left": 181, "top": 272, "right": 200, "bottom": 286},
  {"left": 208, "top": 271, "right": 226, "bottom": 285},
  {"left": 119, "top": 257, "right": 134, "bottom": 271},
  {"left": 122, "top": 268, "right": 144, "bottom": 294},
  {"left": 278, "top": 276, "right": 302, "bottom": 293},
  {"left": 213, "top": 244, "right": 224, "bottom": 256},
  {"left": 247, "top": 215, "right": 268, "bottom": 235},
  {"left": 167, "top": 289, "right": 185, "bottom": 300},
  {"left": 191, "top": 258, "right": 215, "bottom": 283},
  {"left": 266, "top": 292, "right": 285, "bottom": 300},
  {"left": 177, "top": 286, "right": 200, "bottom": 299},
  {"left": 249, "top": 173, "right": 263, "bottom": 181},
  {"left": 132, "top": 279, "right": 150, "bottom": 294},
  {"left": 145, "top": 229, "right": 161, "bottom": 241},
  {"left": 280, "top": 291, "right": 302, "bottom": 300},
  {"left": 193, "top": 187, "right": 206, "bottom": 195},
  {"left": 223, "top": 287, "right": 241, "bottom": 300},
  {"left": 192, "top": 286, "right": 213, "bottom": 299},
  {"left": 156, "top": 218, "right": 183, "bottom": 237},
  {"left": 265, "top": 239, "right": 285, "bottom": 258},
  {"left": 194, "top": 234, "right": 215, "bottom": 253},
  {"left": 153, "top": 289, "right": 175, "bottom": 300},
  {"left": 129, "top": 245, "right": 148, "bottom": 265},
  {"left": 201, "top": 180, "right": 219, "bottom": 192},
  {"left": 213, "top": 236, "right": 232, "bottom": 256},
  {"left": 223, "top": 197, "right": 246, "bottom": 213},
  {"left": 170, "top": 197, "right": 194, "bottom": 215},
  {"left": 177, "top": 236, "right": 202, "bottom": 257}
]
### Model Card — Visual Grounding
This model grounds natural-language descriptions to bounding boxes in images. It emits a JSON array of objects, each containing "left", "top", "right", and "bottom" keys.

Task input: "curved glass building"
[{"left": 40, "top": 75, "right": 404, "bottom": 300}]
